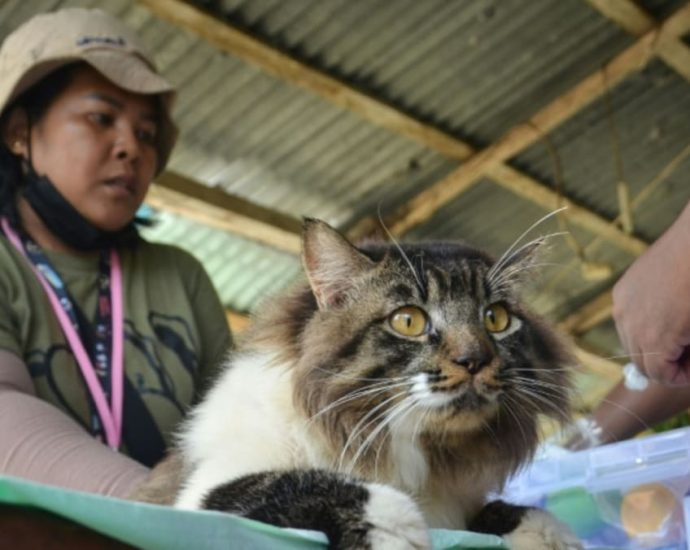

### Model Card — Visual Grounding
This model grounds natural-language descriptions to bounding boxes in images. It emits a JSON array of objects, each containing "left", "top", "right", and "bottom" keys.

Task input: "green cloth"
[
  {"left": 0, "top": 475, "right": 508, "bottom": 549},
  {"left": 0, "top": 236, "right": 232, "bottom": 451}
]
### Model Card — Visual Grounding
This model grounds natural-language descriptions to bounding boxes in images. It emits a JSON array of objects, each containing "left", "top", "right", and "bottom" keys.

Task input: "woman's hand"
[{"left": 613, "top": 201, "right": 690, "bottom": 385}]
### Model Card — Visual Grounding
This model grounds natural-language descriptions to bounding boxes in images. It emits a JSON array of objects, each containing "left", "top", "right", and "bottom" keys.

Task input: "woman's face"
[{"left": 13, "top": 66, "right": 160, "bottom": 231}]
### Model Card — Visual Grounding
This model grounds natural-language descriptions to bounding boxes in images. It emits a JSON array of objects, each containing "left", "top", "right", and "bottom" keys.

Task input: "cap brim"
[{"left": 82, "top": 49, "right": 174, "bottom": 96}]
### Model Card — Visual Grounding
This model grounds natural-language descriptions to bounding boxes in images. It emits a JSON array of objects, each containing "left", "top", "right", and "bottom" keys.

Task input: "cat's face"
[{"left": 286, "top": 220, "right": 572, "bottom": 471}]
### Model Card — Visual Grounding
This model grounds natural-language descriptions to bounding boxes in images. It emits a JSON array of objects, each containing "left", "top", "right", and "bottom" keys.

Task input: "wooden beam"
[
  {"left": 585, "top": 0, "right": 655, "bottom": 34},
  {"left": 488, "top": 164, "right": 648, "bottom": 255},
  {"left": 494, "top": 3, "right": 690, "bottom": 162},
  {"left": 226, "top": 309, "right": 250, "bottom": 333},
  {"left": 572, "top": 345, "right": 623, "bottom": 409},
  {"left": 551, "top": 139, "right": 690, "bottom": 335},
  {"left": 574, "top": 345, "right": 623, "bottom": 384},
  {"left": 385, "top": 162, "right": 648, "bottom": 256},
  {"left": 142, "top": 0, "right": 656, "bottom": 260},
  {"left": 549, "top": 2, "right": 690, "bottom": 337},
  {"left": 587, "top": 0, "right": 690, "bottom": 82},
  {"left": 656, "top": 37, "right": 690, "bottom": 82},
  {"left": 137, "top": 0, "right": 474, "bottom": 160},
  {"left": 386, "top": 3, "right": 690, "bottom": 235},
  {"left": 146, "top": 170, "right": 302, "bottom": 254},
  {"left": 559, "top": 291, "right": 614, "bottom": 334},
  {"left": 155, "top": 171, "right": 303, "bottom": 234}
]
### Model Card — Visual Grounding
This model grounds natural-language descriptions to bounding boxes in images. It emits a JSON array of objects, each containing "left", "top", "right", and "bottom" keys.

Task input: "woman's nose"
[{"left": 114, "top": 124, "right": 140, "bottom": 161}]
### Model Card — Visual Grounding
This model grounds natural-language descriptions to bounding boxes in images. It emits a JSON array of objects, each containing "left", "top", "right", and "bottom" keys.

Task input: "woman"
[{"left": 0, "top": 8, "right": 232, "bottom": 498}]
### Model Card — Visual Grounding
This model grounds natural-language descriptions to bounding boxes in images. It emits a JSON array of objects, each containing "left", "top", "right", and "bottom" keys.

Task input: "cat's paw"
[
  {"left": 362, "top": 483, "right": 431, "bottom": 550},
  {"left": 503, "top": 508, "right": 583, "bottom": 550}
]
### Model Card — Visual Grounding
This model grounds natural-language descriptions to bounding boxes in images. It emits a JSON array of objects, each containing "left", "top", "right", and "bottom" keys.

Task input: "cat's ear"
[{"left": 302, "top": 218, "right": 376, "bottom": 309}]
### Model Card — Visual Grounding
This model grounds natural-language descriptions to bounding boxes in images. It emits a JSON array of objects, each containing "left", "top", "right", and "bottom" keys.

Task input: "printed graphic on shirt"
[{"left": 25, "top": 312, "right": 199, "bottom": 452}]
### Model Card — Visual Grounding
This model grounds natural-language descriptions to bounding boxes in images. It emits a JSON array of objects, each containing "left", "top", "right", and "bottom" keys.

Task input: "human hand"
[{"left": 612, "top": 203, "right": 690, "bottom": 385}]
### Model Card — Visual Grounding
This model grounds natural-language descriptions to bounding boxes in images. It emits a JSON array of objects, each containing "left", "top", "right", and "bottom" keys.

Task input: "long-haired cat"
[{"left": 166, "top": 219, "right": 581, "bottom": 549}]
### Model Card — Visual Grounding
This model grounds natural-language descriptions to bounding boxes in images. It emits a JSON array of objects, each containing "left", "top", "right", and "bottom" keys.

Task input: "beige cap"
[{"left": 0, "top": 8, "right": 178, "bottom": 173}]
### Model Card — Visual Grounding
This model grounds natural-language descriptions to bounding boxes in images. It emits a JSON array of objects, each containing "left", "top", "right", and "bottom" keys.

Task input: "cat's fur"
[{"left": 156, "top": 219, "right": 581, "bottom": 549}]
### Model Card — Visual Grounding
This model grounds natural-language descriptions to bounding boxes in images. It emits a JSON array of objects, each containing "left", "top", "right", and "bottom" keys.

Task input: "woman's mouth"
[{"left": 104, "top": 176, "right": 137, "bottom": 196}]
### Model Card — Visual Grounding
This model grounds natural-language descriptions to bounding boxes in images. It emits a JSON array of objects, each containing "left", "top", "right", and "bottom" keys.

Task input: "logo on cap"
[{"left": 76, "top": 36, "right": 127, "bottom": 48}]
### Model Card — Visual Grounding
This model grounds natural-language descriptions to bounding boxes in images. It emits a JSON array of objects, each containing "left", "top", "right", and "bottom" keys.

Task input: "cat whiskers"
[
  {"left": 337, "top": 389, "right": 411, "bottom": 472},
  {"left": 510, "top": 367, "right": 573, "bottom": 373},
  {"left": 377, "top": 208, "right": 426, "bottom": 296},
  {"left": 594, "top": 351, "right": 664, "bottom": 362},
  {"left": 497, "top": 393, "right": 532, "bottom": 450},
  {"left": 509, "top": 374, "right": 570, "bottom": 399},
  {"left": 312, "top": 366, "right": 410, "bottom": 384},
  {"left": 595, "top": 397, "right": 652, "bottom": 434},
  {"left": 487, "top": 206, "right": 567, "bottom": 283},
  {"left": 308, "top": 379, "right": 411, "bottom": 425},
  {"left": 509, "top": 374, "right": 571, "bottom": 392},
  {"left": 479, "top": 416, "right": 500, "bottom": 449},
  {"left": 347, "top": 396, "right": 418, "bottom": 477},
  {"left": 371, "top": 398, "right": 430, "bottom": 480},
  {"left": 488, "top": 260, "right": 565, "bottom": 290},
  {"left": 509, "top": 377, "right": 570, "bottom": 419}
]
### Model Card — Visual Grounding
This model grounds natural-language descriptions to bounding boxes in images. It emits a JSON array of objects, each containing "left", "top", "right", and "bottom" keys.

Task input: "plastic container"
[{"left": 502, "top": 427, "right": 690, "bottom": 549}]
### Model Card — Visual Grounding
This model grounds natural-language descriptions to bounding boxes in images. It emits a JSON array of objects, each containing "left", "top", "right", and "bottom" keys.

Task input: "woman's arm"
[
  {"left": 567, "top": 378, "right": 690, "bottom": 450},
  {"left": 0, "top": 350, "right": 149, "bottom": 498}
]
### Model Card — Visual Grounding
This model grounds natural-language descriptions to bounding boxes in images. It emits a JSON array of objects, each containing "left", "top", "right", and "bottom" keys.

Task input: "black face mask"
[{"left": 22, "top": 167, "right": 139, "bottom": 251}]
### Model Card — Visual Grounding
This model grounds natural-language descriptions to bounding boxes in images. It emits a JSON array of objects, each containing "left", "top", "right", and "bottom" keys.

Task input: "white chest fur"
[
  {"left": 387, "top": 415, "right": 429, "bottom": 492},
  {"left": 176, "top": 352, "right": 327, "bottom": 508},
  {"left": 175, "top": 352, "right": 481, "bottom": 529}
]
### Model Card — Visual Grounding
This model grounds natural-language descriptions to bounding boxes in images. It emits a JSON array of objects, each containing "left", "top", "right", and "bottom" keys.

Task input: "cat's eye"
[
  {"left": 389, "top": 306, "right": 429, "bottom": 337},
  {"left": 484, "top": 303, "right": 510, "bottom": 333}
]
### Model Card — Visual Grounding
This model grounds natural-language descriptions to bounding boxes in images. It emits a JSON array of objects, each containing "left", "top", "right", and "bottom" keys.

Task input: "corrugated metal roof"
[
  {"left": 639, "top": 0, "right": 689, "bottom": 18},
  {"left": 514, "top": 59, "right": 690, "bottom": 243},
  {"left": 200, "top": 0, "right": 634, "bottom": 145},
  {"left": 405, "top": 179, "right": 634, "bottom": 319},
  {"left": 2, "top": 0, "right": 689, "bottom": 389},
  {"left": 140, "top": 211, "right": 301, "bottom": 314}
]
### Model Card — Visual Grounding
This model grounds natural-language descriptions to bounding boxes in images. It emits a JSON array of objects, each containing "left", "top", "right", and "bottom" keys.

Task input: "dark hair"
[{"left": 0, "top": 62, "right": 82, "bottom": 213}]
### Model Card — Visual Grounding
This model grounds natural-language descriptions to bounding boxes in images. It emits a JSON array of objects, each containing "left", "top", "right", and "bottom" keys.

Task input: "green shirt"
[{"left": 0, "top": 235, "right": 232, "bottom": 456}]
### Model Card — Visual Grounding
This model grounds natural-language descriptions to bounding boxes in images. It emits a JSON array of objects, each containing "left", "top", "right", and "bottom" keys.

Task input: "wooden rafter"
[
  {"left": 557, "top": 0, "right": 690, "bottom": 336},
  {"left": 135, "top": 1, "right": 635, "bottom": 402},
  {"left": 572, "top": 344, "right": 623, "bottom": 409},
  {"left": 226, "top": 309, "right": 250, "bottom": 333},
  {"left": 574, "top": 345, "right": 623, "bottom": 384},
  {"left": 559, "top": 291, "right": 614, "bottom": 335},
  {"left": 137, "top": 0, "right": 473, "bottom": 160},
  {"left": 137, "top": 0, "right": 690, "bottom": 346},
  {"left": 146, "top": 170, "right": 302, "bottom": 254},
  {"left": 138, "top": 0, "right": 647, "bottom": 257},
  {"left": 384, "top": 2, "right": 690, "bottom": 236},
  {"left": 546, "top": 140, "right": 690, "bottom": 335},
  {"left": 585, "top": 0, "right": 658, "bottom": 34},
  {"left": 488, "top": 164, "right": 647, "bottom": 255},
  {"left": 586, "top": 0, "right": 690, "bottom": 83}
]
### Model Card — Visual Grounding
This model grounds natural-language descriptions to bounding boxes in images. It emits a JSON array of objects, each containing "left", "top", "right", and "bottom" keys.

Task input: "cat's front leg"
[
  {"left": 202, "top": 469, "right": 430, "bottom": 550},
  {"left": 469, "top": 500, "right": 583, "bottom": 550}
]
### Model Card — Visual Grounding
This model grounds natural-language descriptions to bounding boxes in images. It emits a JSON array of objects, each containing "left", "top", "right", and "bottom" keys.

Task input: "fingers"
[{"left": 642, "top": 348, "right": 690, "bottom": 387}]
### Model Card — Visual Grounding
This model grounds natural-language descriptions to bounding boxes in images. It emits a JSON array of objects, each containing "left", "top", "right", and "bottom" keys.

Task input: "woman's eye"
[
  {"left": 136, "top": 127, "right": 157, "bottom": 146},
  {"left": 389, "top": 306, "right": 429, "bottom": 337},
  {"left": 484, "top": 303, "right": 511, "bottom": 333},
  {"left": 88, "top": 112, "right": 114, "bottom": 127}
]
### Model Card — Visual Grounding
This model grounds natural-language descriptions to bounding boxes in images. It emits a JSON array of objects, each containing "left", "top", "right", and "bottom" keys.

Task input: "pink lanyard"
[{"left": 1, "top": 217, "right": 124, "bottom": 450}]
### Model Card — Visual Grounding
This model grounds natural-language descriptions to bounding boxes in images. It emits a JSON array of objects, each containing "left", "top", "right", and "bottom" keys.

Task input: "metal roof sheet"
[{"left": 2, "top": 0, "right": 689, "bottom": 382}]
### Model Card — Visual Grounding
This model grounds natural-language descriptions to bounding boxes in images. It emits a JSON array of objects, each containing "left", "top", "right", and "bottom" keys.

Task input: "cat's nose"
[{"left": 453, "top": 349, "right": 493, "bottom": 374}]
